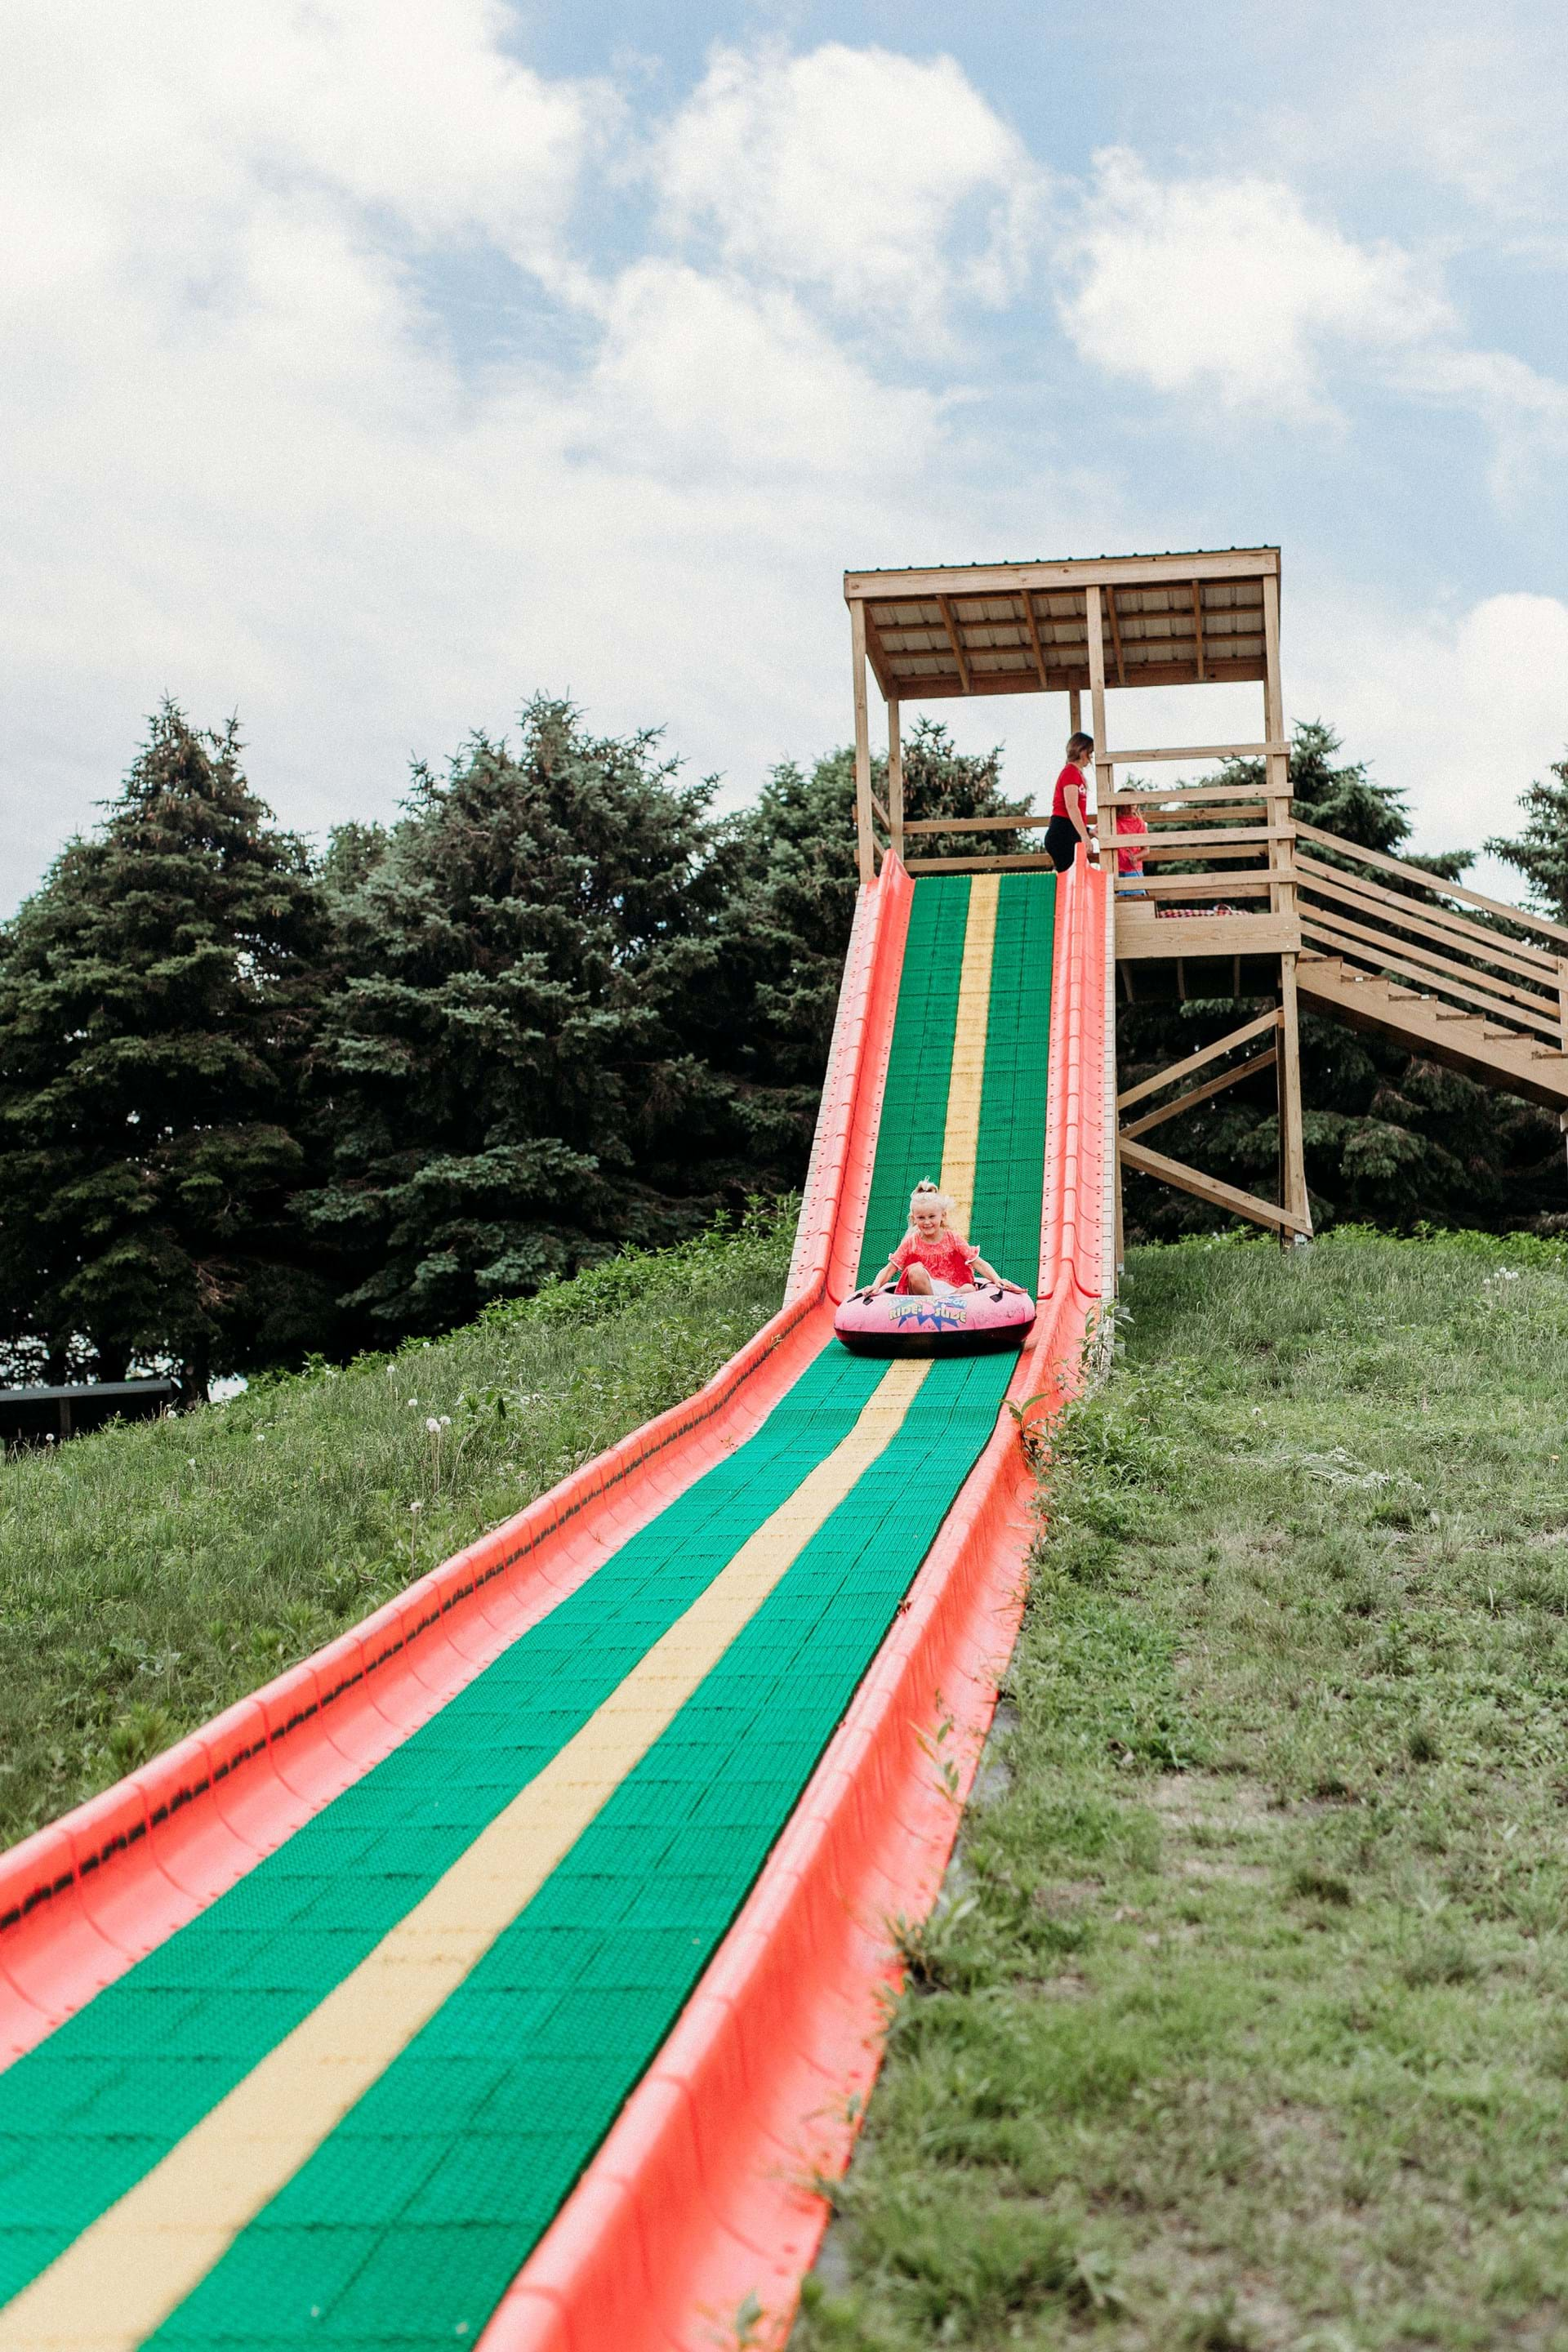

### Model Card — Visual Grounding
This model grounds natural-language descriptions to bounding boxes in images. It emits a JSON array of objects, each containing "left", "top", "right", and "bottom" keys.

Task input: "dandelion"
[
  {"left": 425, "top": 1416, "right": 442, "bottom": 1434},
  {"left": 406, "top": 1396, "right": 419, "bottom": 1407}
]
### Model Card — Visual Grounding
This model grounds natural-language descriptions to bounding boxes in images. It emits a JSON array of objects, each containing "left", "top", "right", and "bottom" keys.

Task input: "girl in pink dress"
[{"left": 866, "top": 1180, "right": 1026, "bottom": 1298}]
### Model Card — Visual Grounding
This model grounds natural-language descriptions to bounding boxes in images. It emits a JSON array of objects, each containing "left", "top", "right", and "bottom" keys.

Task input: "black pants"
[{"left": 1045, "top": 814, "right": 1080, "bottom": 873}]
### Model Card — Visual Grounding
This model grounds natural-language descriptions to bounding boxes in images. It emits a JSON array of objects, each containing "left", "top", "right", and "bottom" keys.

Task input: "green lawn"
[
  {"left": 0, "top": 1206, "right": 791, "bottom": 1851},
  {"left": 795, "top": 1228, "right": 1568, "bottom": 2352}
]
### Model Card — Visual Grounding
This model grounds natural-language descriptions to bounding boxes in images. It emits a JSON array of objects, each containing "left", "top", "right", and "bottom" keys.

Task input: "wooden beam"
[
  {"left": 844, "top": 548, "right": 1281, "bottom": 601},
  {"left": 903, "top": 811, "right": 1052, "bottom": 835},
  {"left": 1018, "top": 589, "right": 1049, "bottom": 689},
  {"left": 851, "top": 601, "right": 874, "bottom": 885},
  {"left": 1085, "top": 585, "right": 1109, "bottom": 829},
  {"left": 1119, "top": 1134, "right": 1311, "bottom": 1236},
  {"left": 1192, "top": 581, "right": 1205, "bottom": 680},
  {"left": 1276, "top": 956, "right": 1311, "bottom": 1240},
  {"left": 861, "top": 605, "right": 896, "bottom": 703},
  {"left": 887, "top": 699, "right": 904, "bottom": 865},
  {"left": 870, "top": 791, "right": 892, "bottom": 827},
  {"left": 877, "top": 657, "right": 1267, "bottom": 700},
  {"left": 1120, "top": 1049, "right": 1278, "bottom": 1139},
  {"left": 1106, "top": 586, "right": 1127, "bottom": 688},
  {"left": 1117, "top": 873, "right": 1274, "bottom": 900},
  {"left": 1105, "top": 782, "right": 1279, "bottom": 808},
  {"left": 1117, "top": 1009, "right": 1283, "bottom": 1111},
  {"left": 1068, "top": 687, "right": 1082, "bottom": 736},
  {"left": 1293, "top": 822, "right": 1568, "bottom": 949},
  {"left": 1131, "top": 824, "right": 1293, "bottom": 851},
  {"left": 1116, "top": 913, "right": 1301, "bottom": 960},
  {"left": 936, "top": 596, "right": 972, "bottom": 693},
  {"left": 1104, "top": 742, "right": 1287, "bottom": 764},
  {"left": 906, "top": 852, "right": 1064, "bottom": 874},
  {"left": 1261, "top": 571, "right": 1293, "bottom": 927}
]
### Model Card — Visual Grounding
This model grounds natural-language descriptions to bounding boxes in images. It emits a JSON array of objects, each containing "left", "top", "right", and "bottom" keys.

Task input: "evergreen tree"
[
  {"left": 0, "top": 704, "right": 331, "bottom": 1390},
  {"left": 1486, "top": 754, "right": 1568, "bottom": 922},
  {"left": 304, "top": 697, "right": 767, "bottom": 1342},
  {"left": 1117, "top": 720, "right": 1565, "bottom": 1239},
  {"left": 715, "top": 718, "right": 1028, "bottom": 1098}
]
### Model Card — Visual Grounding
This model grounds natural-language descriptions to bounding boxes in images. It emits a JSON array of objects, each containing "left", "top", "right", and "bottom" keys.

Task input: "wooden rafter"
[
  {"left": 1018, "top": 590, "right": 1049, "bottom": 688},
  {"left": 1192, "top": 582, "right": 1205, "bottom": 680},
  {"left": 936, "top": 596, "right": 972, "bottom": 693},
  {"left": 1106, "top": 588, "right": 1127, "bottom": 688}
]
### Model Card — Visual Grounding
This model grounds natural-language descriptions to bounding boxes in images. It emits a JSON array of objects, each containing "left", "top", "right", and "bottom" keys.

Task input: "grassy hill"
[
  {"left": 796, "top": 1227, "right": 1568, "bottom": 2352},
  {"left": 0, "top": 1205, "right": 791, "bottom": 1850}
]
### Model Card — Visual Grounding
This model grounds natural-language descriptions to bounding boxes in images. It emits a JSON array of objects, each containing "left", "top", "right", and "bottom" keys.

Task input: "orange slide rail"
[
  {"left": 0, "top": 866, "right": 914, "bottom": 2061},
  {"left": 481, "top": 853, "right": 1112, "bottom": 2352}
]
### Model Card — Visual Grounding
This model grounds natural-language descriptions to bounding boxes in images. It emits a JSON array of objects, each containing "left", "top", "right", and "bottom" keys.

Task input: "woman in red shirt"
[
  {"left": 866, "top": 1180, "right": 1025, "bottom": 1298},
  {"left": 1045, "top": 731, "right": 1098, "bottom": 873}
]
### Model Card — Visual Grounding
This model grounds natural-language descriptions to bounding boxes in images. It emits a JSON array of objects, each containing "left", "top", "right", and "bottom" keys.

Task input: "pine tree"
[
  {"left": 303, "top": 697, "right": 766, "bottom": 1342},
  {"left": 0, "top": 704, "right": 331, "bottom": 1390},
  {"left": 1486, "top": 754, "right": 1568, "bottom": 922},
  {"left": 715, "top": 718, "right": 1027, "bottom": 1097},
  {"left": 1117, "top": 721, "right": 1566, "bottom": 1238}
]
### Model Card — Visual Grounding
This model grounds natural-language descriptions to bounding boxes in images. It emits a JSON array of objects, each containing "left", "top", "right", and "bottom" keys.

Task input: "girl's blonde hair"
[{"left": 908, "top": 1178, "right": 954, "bottom": 1222}]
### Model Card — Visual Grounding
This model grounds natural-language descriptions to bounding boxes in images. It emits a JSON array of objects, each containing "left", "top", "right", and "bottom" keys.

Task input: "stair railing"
[{"left": 1293, "top": 820, "right": 1568, "bottom": 1054}]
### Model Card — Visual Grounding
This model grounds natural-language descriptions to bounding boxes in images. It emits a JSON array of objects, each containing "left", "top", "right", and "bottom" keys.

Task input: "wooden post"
[
  {"left": 887, "top": 698, "right": 904, "bottom": 866},
  {"left": 1085, "top": 587, "right": 1108, "bottom": 862},
  {"left": 1262, "top": 568, "right": 1308, "bottom": 1241},
  {"left": 851, "top": 599, "right": 874, "bottom": 884},
  {"left": 1261, "top": 574, "right": 1294, "bottom": 922},
  {"left": 1068, "top": 688, "right": 1082, "bottom": 737}
]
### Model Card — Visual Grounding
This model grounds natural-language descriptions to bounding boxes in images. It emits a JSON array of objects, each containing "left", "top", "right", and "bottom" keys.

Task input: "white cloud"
[
  {"left": 0, "top": 17, "right": 1099, "bottom": 909},
  {"left": 653, "top": 42, "right": 1043, "bottom": 336},
  {"left": 1058, "top": 148, "right": 1450, "bottom": 418},
  {"left": 1290, "top": 588, "right": 1568, "bottom": 880},
  {"left": 1056, "top": 145, "right": 1568, "bottom": 486}
]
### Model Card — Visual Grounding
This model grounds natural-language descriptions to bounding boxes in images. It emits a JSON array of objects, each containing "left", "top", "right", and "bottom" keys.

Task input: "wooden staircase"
[
  {"left": 1291, "top": 822, "right": 1568, "bottom": 1116},
  {"left": 1297, "top": 952, "right": 1568, "bottom": 1111}
]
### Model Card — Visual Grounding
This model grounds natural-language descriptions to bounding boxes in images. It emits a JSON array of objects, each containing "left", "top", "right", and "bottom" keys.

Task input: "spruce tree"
[
  {"left": 1486, "top": 754, "right": 1568, "bottom": 922},
  {"left": 304, "top": 697, "right": 764, "bottom": 1342},
  {"left": 715, "top": 718, "right": 1028, "bottom": 1098},
  {"left": 0, "top": 704, "right": 331, "bottom": 1389}
]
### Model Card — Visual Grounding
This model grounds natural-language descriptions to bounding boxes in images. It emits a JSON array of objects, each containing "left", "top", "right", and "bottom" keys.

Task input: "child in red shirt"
[
  {"left": 866, "top": 1180, "right": 1025, "bottom": 1298},
  {"left": 1114, "top": 802, "right": 1148, "bottom": 895}
]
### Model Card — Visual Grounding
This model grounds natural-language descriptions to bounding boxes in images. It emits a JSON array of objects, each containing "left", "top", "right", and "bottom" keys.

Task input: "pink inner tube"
[{"left": 833, "top": 1280, "right": 1037, "bottom": 1356}]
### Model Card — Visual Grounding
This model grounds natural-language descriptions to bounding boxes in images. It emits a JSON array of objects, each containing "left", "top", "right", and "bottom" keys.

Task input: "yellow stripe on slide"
[
  {"left": 940, "top": 872, "right": 999, "bottom": 1227},
  {"left": 0, "top": 1361, "right": 931, "bottom": 2352}
]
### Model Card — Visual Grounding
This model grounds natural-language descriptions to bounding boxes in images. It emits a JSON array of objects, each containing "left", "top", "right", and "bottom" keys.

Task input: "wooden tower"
[{"left": 844, "top": 546, "right": 1312, "bottom": 1245}]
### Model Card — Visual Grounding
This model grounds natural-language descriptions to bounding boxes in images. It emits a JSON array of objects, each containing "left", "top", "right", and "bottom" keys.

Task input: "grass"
[
  {"left": 0, "top": 1203, "right": 792, "bottom": 1851},
  {"left": 793, "top": 1227, "right": 1568, "bottom": 2352}
]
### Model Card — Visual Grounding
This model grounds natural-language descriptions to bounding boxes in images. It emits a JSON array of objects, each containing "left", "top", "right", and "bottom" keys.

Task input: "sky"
[{"left": 2, "top": 0, "right": 1566, "bottom": 912}]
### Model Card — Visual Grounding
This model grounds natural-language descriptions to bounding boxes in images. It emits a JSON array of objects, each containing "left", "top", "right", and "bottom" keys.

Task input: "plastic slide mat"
[{"left": 0, "top": 855, "right": 1112, "bottom": 2352}]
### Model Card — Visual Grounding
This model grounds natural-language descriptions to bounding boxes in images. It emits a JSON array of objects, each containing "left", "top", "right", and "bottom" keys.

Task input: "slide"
[{"left": 0, "top": 858, "right": 1112, "bottom": 2352}]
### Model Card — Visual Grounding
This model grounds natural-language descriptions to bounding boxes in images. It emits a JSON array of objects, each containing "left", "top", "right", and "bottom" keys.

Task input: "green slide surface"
[{"left": 0, "top": 873, "right": 1056, "bottom": 2350}]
